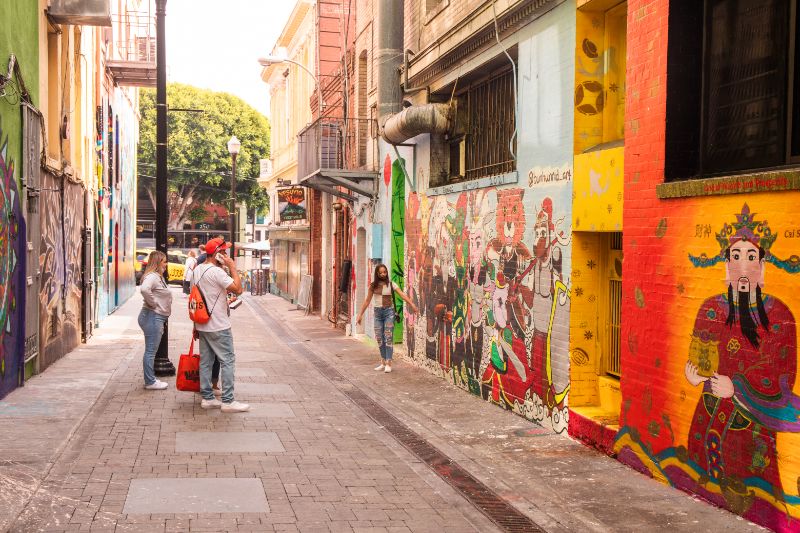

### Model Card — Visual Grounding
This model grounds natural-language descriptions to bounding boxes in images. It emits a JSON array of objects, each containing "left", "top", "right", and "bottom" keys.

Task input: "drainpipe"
[{"left": 376, "top": 0, "right": 404, "bottom": 133}]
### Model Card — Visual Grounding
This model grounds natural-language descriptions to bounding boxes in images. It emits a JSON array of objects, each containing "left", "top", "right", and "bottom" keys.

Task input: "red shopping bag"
[{"left": 176, "top": 337, "right": 201, "bottom": 392}]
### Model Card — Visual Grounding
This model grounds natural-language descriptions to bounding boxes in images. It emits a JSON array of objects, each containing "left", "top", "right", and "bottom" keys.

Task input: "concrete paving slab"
[
  {"left": 234, "top": 382, "right": 296, "bottom": 397},
  {"left": 235, "top": 367, "right": 267, "bottom": 377},
  {"left": 175, "top": 431, "right": 285, "bottom": 453},
  {"left": 205, "top": 402, "right": 294, "bottom": 418},
  {"left": 122, "top": 478, "right": 269, "bottom": 514},
  {"left": 237, "top": 352, "right": 283, "bottom": 362}
]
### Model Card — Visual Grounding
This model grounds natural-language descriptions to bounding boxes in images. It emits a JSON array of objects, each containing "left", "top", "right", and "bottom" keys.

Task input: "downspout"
[{"left": 376, "top": 0, "right": 404, "bottom": 133}]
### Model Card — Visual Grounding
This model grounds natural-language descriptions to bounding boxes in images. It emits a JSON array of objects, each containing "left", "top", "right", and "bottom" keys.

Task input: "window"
[
  {"left": 666, "top": 0, "right": 800, "bottom": 180},
  {"left": 255, "top": 230, "right": 262, "bottom": 241},
  {"left": 448, "top": 67, "right": 517, "bottom": 183}
]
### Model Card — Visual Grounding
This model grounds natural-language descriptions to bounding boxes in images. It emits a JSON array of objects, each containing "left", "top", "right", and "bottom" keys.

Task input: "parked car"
[
  {"left": 135, "top": 248, "right": 187, "bottom": 285},
  {"left": 135, "top": 248, "right": 153, "bottom": 285}
]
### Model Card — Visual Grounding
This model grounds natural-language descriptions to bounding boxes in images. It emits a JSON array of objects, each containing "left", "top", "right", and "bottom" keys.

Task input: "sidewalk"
[{"left": 0, "top": 290, "right": 764, "bottom": 532}]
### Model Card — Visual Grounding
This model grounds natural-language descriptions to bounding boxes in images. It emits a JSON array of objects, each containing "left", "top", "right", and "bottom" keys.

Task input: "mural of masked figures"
[
  {"left": 616, "top": 204, "right": 800, "bottom": 530},
  {"left": 405, "top": 185, "right": 572, "bottom": 432},
  {"left": 0, "top": 127, "right": 26, "bottom": 400}
]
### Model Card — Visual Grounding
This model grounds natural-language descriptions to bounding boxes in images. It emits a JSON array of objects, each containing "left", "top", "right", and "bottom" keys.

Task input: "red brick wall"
[{"left": 619, "top": 2, "right": 800, "bottom": 529}]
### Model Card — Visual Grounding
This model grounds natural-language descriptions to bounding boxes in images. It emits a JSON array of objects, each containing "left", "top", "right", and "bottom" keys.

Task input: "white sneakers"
[
  {"left": 384, "top": 366, "right": 392, "bottom": 373},
  {"left": 374, "top": 363, "right": 393, "bottom": 373},
  {"left": 200, "top": 398, "right": 250, "bottom": 412},
  {"left": 201, "top": 398, "right": 222, "bottom": 409},
  {"left": 221, "top": 401, "right": 250, "bottom": 413},
  {"left": 144, "top": 380, "right": 168, "bottom": 390},
  {"left": 374, "top": 364, "right": 385, "bottom": 371}
]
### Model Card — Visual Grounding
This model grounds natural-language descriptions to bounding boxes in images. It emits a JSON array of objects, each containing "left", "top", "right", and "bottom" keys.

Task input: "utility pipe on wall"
[{"left": 376, "top": 0, "right": 404, "bottom": 131}]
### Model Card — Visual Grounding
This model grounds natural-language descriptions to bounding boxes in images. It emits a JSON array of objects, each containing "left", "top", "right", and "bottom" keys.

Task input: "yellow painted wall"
[
  {"left": 570, "top": 232, "right": 603, "bottom": 407},
  {"left": 573, "top": 146, "right": 623, "bottom": 231}
]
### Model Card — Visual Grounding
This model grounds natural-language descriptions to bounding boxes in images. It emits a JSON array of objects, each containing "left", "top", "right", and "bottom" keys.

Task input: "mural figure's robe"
[{"left": 687, "top": 293, "right": 800, "bottom": 497}]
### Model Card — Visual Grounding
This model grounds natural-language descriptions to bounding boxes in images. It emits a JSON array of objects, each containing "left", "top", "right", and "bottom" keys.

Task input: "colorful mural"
[
  {"left": 0, "top": 121, "right": 26, "bottom": 399},
  {"left": 38, "top": 174, "right": 83, "bottom": 370},
  {"left": 390, "top": 155, "right": 405, "bottom": 342},
  {"left": 616, "top": 202, "right": 800, "bottom": 530},
  {"left": 404, "top": 181, "right": 573, "bottom": 432}
]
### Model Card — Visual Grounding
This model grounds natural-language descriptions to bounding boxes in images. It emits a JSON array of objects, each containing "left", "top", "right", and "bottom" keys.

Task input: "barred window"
[
  {"left": 665, "top": 0, "right": 800, "bottom": 180},
  {"left": 449, "top": 67, "right": 517, "bottom": 183}
]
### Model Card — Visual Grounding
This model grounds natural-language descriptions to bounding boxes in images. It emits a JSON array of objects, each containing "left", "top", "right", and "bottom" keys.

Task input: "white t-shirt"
[
  {"left": 183, "top": 256, "right": 198, "bottom": 282},
  {"left": 371, "top": 281, "right": 397, "bottom": 307},
  {"left": 192, "top": 263, "right": 234, "bottom": 332}
]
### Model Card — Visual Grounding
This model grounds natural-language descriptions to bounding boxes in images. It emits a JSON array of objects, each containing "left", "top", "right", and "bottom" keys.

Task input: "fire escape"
[{"left": 105, "top": 4, "right": 157, "bottom": 88}]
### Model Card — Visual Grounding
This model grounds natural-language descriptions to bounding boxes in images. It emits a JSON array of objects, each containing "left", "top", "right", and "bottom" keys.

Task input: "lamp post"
[
  {"left": 227, "top": 135, "right": 241, "bottom": 258},
  {"left": 258, "top": 56, "right": 323, "bottom": 118},
  {"left": 153, "top": 0, "right": 175, "bottom": 376}
]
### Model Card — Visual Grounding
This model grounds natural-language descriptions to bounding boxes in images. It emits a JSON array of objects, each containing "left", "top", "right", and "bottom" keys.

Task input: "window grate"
[
  {"left": 607, "top": 279, "right": 622, "bottom": 377},
  {"left": 461, "top": 69, "right": 517, "bottom": 181},
  {"left": 701, "top": 0, "right": 792, "bottom": 173}
]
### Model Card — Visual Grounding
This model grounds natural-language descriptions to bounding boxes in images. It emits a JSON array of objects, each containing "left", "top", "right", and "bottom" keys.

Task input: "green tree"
[{"left": 138, "top": 83, "right": 271, "bottom": 230}]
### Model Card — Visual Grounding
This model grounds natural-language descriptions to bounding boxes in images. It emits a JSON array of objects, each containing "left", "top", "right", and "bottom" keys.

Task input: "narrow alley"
[{"left": 0, "top": 289, "right": 763, "bottom": 532}]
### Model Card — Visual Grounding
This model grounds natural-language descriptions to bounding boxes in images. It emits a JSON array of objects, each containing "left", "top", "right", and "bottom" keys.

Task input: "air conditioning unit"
[
  {"left": 135, "top": 37, "right": 156, "bottom": 63},
  {"left": 48, "top": 0, "right": 111, "bottom": 27}
]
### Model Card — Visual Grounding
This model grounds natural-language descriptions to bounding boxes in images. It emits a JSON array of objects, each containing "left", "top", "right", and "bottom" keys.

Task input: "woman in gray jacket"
[{"left": 139, "top": 250, "right": 173, "bottom": 390}]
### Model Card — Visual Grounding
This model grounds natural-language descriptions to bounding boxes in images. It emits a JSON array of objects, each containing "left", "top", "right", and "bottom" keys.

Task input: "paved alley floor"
[{"left": 0, "top": 290, "right": 765, "bottom": 532}]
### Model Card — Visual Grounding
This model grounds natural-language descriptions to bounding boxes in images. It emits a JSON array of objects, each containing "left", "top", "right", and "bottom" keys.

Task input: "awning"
[
  {"left": 297, "top": 119, "right": 378, "bottom": 201},
  {"left": 300, "top": 169, "right": 378, "bottom": 202},
  {"left": 240, "top": 240, "right": 271, "bottom": 251},
  {"left": 266, "top": 226, "right": 310, "bottom": 242}
]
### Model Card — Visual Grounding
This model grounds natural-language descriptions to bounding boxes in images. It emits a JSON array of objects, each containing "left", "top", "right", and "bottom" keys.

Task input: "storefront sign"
[{"left": 277, "top": 186, "right": 307, "bottom": 221}]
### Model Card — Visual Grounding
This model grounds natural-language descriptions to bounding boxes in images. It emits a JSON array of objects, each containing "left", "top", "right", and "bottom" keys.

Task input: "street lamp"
[
  {"left": 153, "top": 0, "right": 175, "bottom": 376},
  {"left": 227, "top": 135, "right": 241, "bottom": 258},
  {"left": 258, "top": 55, "right": 323, "bottom": 117}
]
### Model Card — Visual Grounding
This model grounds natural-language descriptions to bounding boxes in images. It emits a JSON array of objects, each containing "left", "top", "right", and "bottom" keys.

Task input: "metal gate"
[{"left": 22, "top": 104, "right": 41, "bottom": 373}]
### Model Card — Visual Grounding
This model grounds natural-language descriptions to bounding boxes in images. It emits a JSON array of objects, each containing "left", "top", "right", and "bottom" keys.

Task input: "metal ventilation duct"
[{"left": 48, "top": 0, "right": 111, "bottom": 27}]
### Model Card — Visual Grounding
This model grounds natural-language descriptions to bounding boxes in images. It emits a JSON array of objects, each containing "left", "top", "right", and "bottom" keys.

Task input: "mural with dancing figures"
[
  {"left": 616, "top": 201, "right": 800, "bottom": 530},
  {"left": 404, "top": 176, "right": 573, "bottom": 432},
  {"left": 0, "top": 121, "right": 26, "bottom": 400}
]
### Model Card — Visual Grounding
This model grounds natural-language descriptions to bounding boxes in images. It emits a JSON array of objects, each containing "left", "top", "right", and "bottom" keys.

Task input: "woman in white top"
[
  {"left": 139, "top": 250, "right": 173, "bottom": 390},
  {"left": 356, "top": 264, "right": 417, "bottom": 373},
  {"left": 183, "top": 250, "right": 197, "bottom": 295}
]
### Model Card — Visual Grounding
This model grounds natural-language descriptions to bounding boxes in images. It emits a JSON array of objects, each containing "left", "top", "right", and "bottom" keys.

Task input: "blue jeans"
[
  {"left": 374, "top": 307, "right": 395, "bottom": 361},
  {"left": 199, "top": 329, "right": 236, "bottom": 403},
  {"left": 138, "top": 308, "right": 168, "bottom": 386}
]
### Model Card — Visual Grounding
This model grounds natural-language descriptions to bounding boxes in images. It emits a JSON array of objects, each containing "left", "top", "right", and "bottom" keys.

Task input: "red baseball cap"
[{"left": 205, "top": 237, "right": 231, "bottom": 256}]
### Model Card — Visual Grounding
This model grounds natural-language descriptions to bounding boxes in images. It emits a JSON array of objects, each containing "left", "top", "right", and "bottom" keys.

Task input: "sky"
[{"left": 165, "top": 0, "right": 297, "bottom": 118}]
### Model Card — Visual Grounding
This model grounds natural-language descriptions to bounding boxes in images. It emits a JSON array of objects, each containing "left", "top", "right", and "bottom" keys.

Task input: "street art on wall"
[
  {"left": 0, "top": 123, "right": 26, "bottom": 399},
  {"left": 390, "top": 155, "right": 405, "bottom": 342},
  {"left": 616, "top": 203, "right": 800, "bottom": 529},
  {"left": 404, "top": 178, "right": 573, "bottom": 432},
  {"left": 39, "top": 175, "right": 83, "bottom": 370}
]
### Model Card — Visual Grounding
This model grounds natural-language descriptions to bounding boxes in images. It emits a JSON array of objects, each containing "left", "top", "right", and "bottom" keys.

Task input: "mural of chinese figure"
[
  {"left": 683, "top": 204, "right": 800, "bottom": 516},
  {"left": 482, "top": 189, "right": 533, "bottom": 407}
]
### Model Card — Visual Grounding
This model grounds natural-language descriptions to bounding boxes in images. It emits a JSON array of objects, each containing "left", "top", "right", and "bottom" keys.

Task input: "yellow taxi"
[{"left": 135, "top": 248, "right": 187, "bottom": 285}]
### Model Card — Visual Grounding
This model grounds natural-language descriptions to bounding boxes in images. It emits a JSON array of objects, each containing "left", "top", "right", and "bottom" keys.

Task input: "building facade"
[
  {"left": 612, "top": 0, "right": 800, "bottom": 529},
  {"left": 260, "top": 0, "right": 317, "bottom": 306},
  {"left": 0, "top": 0, "right": 141, "bottom": 398},
  {"left": 0, "top": 0, "right": 38, "bottom": 399}
]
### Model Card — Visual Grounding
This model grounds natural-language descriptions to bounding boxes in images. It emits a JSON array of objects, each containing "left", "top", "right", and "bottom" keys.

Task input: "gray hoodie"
[{"left": 140, "top": 272, "right": 173, "bottom": 316}]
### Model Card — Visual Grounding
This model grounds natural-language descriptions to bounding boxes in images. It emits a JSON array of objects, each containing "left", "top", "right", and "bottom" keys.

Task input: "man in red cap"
[{"left": 191, "top": 237, "right": 249, "bottom": 412}]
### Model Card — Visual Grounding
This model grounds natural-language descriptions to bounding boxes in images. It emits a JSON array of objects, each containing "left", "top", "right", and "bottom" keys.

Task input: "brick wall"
[{"left": 618, "top": 1, "right": 800, "bottom": 529}]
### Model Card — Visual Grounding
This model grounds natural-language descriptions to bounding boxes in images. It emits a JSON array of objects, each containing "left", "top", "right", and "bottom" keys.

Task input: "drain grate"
[{"left": 252, "top": 302, "right": 546, "bottom": 533}]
